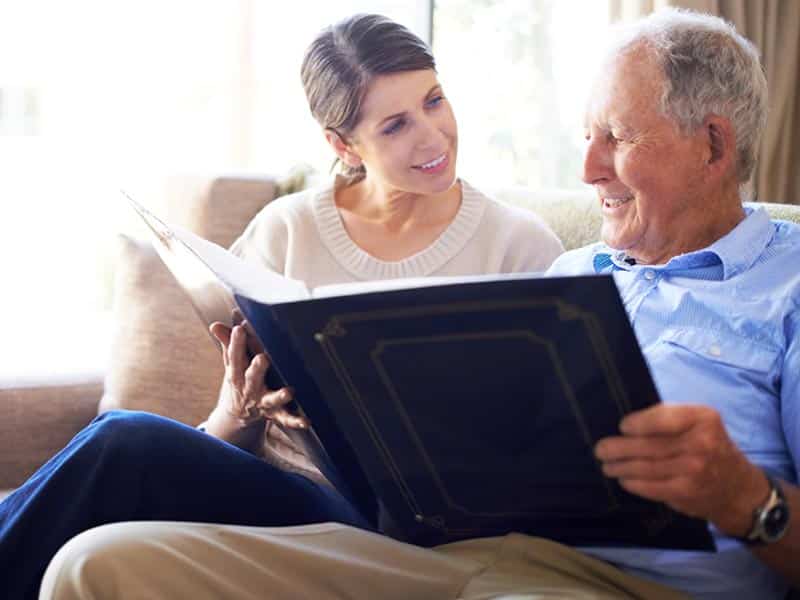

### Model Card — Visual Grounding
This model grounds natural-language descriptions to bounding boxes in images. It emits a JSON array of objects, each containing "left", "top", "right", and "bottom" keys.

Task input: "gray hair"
[
  {"left": 301, "top": 14, "right": 436, "bottom": 179},
  {"left": 610, "top": 8, "right": 768, "bottom": 199}
]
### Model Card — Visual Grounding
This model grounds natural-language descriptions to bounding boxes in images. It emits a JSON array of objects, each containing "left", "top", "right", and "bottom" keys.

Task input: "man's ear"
[
  {"left": 324, "top": 129, "right": 362, "bottom": 168},
  {"left": 703, "top": 114, "right": 735, "bottom": 178}
]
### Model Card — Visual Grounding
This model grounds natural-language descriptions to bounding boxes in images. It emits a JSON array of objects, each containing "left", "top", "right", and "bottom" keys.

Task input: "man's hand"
[{"left": 594, "top": 404, "right": 769, "bottom": 537}]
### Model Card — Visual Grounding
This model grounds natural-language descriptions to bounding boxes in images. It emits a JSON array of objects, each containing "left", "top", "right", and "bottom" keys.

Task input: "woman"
[
  {"left": 0, "top": 14, "right": 562, "bottom": 599},
  {"left": 204, "top": 13, "right": 563, "bottom": 481}
]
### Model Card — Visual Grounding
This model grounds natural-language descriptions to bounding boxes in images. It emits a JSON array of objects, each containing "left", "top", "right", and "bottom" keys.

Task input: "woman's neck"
[
  {"left": 333, "top": 176, "right": 463, "bottom": 260},
  {"left": 336, "top": 177, "right": 461, "bottom": 230}
]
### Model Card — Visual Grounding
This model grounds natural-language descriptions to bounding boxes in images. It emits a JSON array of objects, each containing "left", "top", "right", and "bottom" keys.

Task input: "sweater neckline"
[{"left": 313, "top": 178, "right": 487, "bottom": 280}]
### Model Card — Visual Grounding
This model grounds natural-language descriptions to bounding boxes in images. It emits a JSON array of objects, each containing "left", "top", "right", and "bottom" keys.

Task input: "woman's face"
[{"left": 343, "top": 69, "right": 458, "bottom": 196}]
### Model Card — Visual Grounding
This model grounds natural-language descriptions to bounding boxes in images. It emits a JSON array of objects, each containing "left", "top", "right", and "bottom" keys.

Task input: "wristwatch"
[{"left": 742, "top": 472, "right": 791, "bottom": 545}]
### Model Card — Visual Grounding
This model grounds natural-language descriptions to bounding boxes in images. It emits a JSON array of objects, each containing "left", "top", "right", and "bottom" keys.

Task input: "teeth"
[
  {"left": 419, "top": 154, "right": 445, "bottom": 169},
  {"left": 603, "top": 197, "right": 632, "bottom": 208}
]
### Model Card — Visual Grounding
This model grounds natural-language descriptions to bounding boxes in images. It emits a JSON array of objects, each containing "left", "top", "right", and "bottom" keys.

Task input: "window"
[
  {"left": 1, "top": 1, "right": 608, "bottom": 379},
  {"left": 432, "top": 0, "right": 609, "bottom": 190},
  {"left": 0, "top": 0, "right": 428, "bottom": 379},
  {"left": 0, "top": 87, "right": 40, "bottom": 135},
  {"left": 246, "top": 1, "right": 432, "bottom": 174}
]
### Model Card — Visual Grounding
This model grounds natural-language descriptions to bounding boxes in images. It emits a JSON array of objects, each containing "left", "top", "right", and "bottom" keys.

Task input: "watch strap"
[{"left": 740, "top": 472, "right": 788, "bottom": 546}]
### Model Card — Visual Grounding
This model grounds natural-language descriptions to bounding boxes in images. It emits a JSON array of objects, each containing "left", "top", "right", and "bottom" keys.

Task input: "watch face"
[{"left": 763, "top": 503, "right": 790, "bottom": 542}]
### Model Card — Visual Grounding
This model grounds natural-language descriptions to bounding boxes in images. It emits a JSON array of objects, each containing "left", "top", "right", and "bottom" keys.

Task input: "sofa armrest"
[{"left": 0, "top": 374, "right": 102, "bottom": 489}]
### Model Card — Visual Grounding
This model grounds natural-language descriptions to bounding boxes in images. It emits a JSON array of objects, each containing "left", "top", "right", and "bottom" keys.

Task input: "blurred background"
[{"left": 0, "top": 0, "right": 797, "bottom": 379}]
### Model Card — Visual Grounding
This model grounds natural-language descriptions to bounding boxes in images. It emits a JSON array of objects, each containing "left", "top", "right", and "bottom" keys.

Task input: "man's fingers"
[
  {"left": 596, "top": 404, "right": 723, "bottom": 463},
  {"left": 618, "top": 404, "right": 714, "bottom": 436},
  {"left": 617, "top": 476, "right": 673, "bottom": 503},
  {"left": 616, "top": 477, "right": 703, "bottom": 516},
  {"left": 601, "top": 455, "right": 702, "bottom": 481},
  {"left": 595, "top": 434, "right": 683, "bottom": 462}
]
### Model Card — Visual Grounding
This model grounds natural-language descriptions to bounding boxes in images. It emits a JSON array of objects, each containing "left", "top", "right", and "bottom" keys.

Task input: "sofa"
[
  {"left": 0, "top": 173, "right": 798, "bottom": 586},
  {"left": 2, "top": 173, "right": 799, "bottom": 488}
]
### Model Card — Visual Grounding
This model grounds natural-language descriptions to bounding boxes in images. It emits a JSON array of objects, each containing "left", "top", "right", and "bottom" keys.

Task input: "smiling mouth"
[
  {"left": 413, "top": 153, "right": 447, "bottom": 171},
  {"left": 602, "top": 196, "right": 633, "bottom": 209}
]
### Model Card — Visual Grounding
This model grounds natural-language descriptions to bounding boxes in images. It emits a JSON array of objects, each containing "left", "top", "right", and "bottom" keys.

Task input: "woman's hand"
[{"left": 204, "top": 321, "right": 308, "bottom": 449}]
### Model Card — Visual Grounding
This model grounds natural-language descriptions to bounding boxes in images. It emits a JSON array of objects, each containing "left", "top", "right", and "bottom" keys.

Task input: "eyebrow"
[
  {"left": 375, "top": 84, "right": 442, "bottom": 130},
  {"left": 584, "top": 115, "right": 629, "bottom": 134}
]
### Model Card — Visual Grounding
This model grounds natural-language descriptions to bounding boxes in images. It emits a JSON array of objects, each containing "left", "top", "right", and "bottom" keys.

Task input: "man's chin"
[{"left": 600, "top": 228, "right": 639, "bottom": 255}]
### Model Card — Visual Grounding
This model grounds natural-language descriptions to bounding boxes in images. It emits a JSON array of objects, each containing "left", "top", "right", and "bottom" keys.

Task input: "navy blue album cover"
[{"left": 128, "top": 192, "right": 715, "bottom": 552}]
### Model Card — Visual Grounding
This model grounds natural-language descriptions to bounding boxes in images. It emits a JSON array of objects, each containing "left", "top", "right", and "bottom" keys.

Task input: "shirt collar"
[{"left": 591, "top": 206, "right": 774, "bottom": 279}]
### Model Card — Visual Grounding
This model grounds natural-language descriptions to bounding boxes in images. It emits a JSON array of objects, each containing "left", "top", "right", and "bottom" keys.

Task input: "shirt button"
[
  {"left": 644, "top": 270, "right": 656, "bottom": 280},
  {"left": 708, "top": 344, "right": 722, "bottom": 357}
]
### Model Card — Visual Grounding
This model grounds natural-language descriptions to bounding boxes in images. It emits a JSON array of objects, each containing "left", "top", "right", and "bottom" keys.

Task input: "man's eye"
[{"left": 383, "top": 119, "right": 405, "bottom": 135}]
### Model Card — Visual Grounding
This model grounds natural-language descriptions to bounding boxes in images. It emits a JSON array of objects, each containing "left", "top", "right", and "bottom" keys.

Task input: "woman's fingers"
[
  {"left": 259, "top": 387, "right": 294, "bottom": 410},
  {"left": 209, "top": 322, "right": 232, "bottom": 345},
  {"left": 210, "top": 322, "right": 232, "bottom": 368},
  {"left": 243, "top": 354, "right": 268, "bottom": 398},
  {"left": 214, "top": 321, "right": 301, "bottom": 428},
  {"left": 271, "top": 411, "right": 310, "bottom": 430},
  {"left": 228, "top": 325, "right": 249, "bottom": 389},
  {"left": 258, "top": 387, "right": 310, "bottom": 429}
]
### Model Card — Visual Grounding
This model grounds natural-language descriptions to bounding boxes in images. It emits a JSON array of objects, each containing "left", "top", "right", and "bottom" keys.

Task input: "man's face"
[{"left": 582, "top": 50, "right": 711, "bottom": 264}]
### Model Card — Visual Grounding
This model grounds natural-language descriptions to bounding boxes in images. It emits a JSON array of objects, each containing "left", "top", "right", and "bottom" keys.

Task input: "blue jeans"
[{"left": 0, "top": 410, "right": 370, "bottom": 600}]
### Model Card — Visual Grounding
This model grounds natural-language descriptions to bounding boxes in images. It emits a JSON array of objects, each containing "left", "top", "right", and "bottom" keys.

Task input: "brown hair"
[{"left": 301, "top": 14, "right": 436, "bottom": 178}]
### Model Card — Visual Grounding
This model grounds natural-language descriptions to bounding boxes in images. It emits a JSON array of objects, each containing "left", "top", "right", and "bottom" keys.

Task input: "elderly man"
[
  {"left": 552, "top": 7, "right": 799, "bottom": 598},
  {"left": 40, "top": 8, "right": 798, "bottom": 600}
]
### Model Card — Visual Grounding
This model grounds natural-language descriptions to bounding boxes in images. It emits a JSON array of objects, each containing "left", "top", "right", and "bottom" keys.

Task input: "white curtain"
[{"left": 609, "top": 0, "right": 800, "bottom": 205}]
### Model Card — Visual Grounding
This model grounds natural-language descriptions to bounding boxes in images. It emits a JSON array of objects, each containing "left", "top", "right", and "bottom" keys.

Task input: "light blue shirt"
[{"left": 547, "top": 207, "right": 799, "bottom": 599}]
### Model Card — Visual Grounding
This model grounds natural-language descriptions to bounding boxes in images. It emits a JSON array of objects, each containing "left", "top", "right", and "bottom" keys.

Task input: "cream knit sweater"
[
  {"left": 230, "top": 178, "right": 563, "bottom": 284},
  {"left": 226, "top": 178, "right": 564, "bottom": 484}
]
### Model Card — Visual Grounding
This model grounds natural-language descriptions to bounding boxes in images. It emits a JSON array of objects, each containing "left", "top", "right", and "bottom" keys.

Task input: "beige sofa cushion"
[
  {"left": 164, "top": 176, "right": 280, "bottom": 247},
  {"left": 0, "top": 376, "right": 102, "bottom": 489},
  {"left": 99, "top": 176, "right": 281, "bottom": 426},
  {"left": 490, "top": 189, "right": 800, "bottom": 251},
  {"left": 100, "top": 236, "right": 225, "bottom": 425},
  {"left": 490, "top": 187, "right": 600, "bottom": 251}
]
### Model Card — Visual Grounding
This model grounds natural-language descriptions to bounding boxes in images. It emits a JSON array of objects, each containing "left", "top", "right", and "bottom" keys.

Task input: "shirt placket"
[{"left": 619, "top": 267, "right": 661, "bottom": 323}]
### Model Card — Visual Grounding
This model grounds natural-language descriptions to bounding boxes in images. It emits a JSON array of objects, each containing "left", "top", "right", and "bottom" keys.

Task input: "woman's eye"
[
  {"left": 383, "top": 119, "right": 405, "bottom": 135},
  {"left": 426, "top": 95, "right": 444, "bottom": 108}
]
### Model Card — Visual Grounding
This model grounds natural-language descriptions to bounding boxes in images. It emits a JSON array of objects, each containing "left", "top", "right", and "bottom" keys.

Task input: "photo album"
[{"left": 125, "top": 192, "right": 714, "bottom": 551}]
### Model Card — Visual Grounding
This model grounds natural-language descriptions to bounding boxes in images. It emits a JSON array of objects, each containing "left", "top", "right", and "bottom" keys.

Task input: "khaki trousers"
[{"left": 40, "top": 522, "right": 689, "bottom": 600}]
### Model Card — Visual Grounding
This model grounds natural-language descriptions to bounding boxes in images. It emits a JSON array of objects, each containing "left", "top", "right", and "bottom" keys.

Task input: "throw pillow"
[{"left": 99, "top": 175, "right": 282, "bottom": 425}]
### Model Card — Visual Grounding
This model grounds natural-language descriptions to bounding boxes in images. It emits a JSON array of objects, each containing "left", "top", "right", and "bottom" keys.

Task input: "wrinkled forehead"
[{"left": 584, "top": 47, "right": 666, "bottom": 129}]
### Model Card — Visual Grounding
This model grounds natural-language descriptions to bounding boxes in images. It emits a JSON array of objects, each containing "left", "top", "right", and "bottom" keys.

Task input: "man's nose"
[{"left": 582, "top": 138, "right": 613, "bottom": 185}]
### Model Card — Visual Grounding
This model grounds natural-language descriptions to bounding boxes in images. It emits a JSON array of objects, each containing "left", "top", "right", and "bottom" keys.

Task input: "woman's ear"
[{"left": 324, "top": 129, "right": 362, "bottom": 168}]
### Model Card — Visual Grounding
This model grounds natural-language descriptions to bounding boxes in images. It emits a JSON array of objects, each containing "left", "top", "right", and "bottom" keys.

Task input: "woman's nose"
[{"left": 416, "top": 114, "right": 446, "bottom": 149}]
